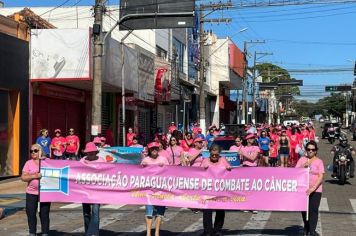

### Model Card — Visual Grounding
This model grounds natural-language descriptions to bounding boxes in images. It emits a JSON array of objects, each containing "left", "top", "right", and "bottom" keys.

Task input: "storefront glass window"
[{"left": 0, "top": 90, "right": 12, "bottom": 176}]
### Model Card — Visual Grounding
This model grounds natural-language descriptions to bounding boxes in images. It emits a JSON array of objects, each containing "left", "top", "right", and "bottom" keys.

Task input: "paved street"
[{"left": 1, "top": 124, "right": 356, "bottom": 235}]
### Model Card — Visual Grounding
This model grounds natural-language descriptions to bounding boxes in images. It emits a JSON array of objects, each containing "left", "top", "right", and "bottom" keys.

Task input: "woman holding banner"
[
  {"left": 201, "top": 144, "right": 231, "bottom": 236},
  {"left": 80, "top": 142, "right": 105, "bottom": 236},
  {"left": 141, "top": 142, "right": 169, "bottom": 236},
  {"left": 21, "top": 144, "right": 51, "bottom": 236},
  {"left": 296, "top": 140, "right": 324, "bottom": 236}
]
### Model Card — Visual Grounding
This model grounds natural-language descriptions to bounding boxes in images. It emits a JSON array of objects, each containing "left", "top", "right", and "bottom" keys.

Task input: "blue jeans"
[
  {"left": 145, "top": 205, "right": 166, "bottom": 218},
  {"left": 82, "top": 203, "right": 100, "bottom": 236}
]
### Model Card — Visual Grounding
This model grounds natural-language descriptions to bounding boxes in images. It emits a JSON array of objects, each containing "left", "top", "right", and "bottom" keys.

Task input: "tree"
[
  {"left": 255, "top": 63, "right": 300, "bottom": 96},
  {"left": 317, "top": 93, "right": 346, "bottom": 118}
]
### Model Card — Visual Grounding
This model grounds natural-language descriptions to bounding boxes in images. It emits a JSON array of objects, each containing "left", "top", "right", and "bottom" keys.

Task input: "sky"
[{"left": 3, "top": 0, "right": 356, "bottom": 103}]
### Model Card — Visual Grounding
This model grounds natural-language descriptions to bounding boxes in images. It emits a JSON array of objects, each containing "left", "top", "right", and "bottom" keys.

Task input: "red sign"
[{"left": 154, "top": 68, "right": 171, "bottom": 102}]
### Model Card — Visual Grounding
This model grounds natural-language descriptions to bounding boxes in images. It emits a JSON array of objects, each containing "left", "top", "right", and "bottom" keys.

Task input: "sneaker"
[
  {"left": 243, "top": 210, "right": 249, "bottom": 213},
  {"left": 252, "top": 210, "right": 258, "bottom": 214},
  {"left": 331, "top": 173, "right": 337, "bottom": 179}
]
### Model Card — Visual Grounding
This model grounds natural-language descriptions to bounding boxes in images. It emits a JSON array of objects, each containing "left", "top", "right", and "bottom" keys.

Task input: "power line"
[{"left": 39, "top": 0, "right": 72, "bottom": 16}]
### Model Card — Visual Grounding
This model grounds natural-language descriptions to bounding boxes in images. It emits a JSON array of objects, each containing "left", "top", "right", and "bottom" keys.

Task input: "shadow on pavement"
[
  {"left": 325, "top": 179, "right": 352, "bottom": 185},
  {"left": 222, "top": 225, "right": 303, "bottom": 235}
]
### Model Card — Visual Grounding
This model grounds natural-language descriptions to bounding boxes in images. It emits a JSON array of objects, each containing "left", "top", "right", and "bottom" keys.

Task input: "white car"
[{"left": 283, "top": 120, "right": 300, "bottom": 126}]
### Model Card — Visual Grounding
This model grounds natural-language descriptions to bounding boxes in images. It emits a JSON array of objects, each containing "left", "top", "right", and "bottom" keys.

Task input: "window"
[{"left": 156, "top": 46, "right": 167, "bottom": 60}]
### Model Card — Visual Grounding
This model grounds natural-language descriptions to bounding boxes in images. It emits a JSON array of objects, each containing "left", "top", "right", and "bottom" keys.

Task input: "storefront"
[
  {"left": 0, "top": 32, "right": 29, "bottom": 178},
  {"left": 31, "top": 83, "right": 87, "bottom": 146}
]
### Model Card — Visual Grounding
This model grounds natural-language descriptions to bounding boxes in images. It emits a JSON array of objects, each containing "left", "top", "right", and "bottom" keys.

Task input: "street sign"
[
  {"left": 325, "top": 85, "right": 351, "bottom": 92},
  {"left": 119, "top": 0, "right": 196, "bottom": 30}
]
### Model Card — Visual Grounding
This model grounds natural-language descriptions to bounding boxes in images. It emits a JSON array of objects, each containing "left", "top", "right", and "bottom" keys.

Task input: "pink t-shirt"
[
  {"left": 201, "top": 157, "right": 231, "bottom": 169},
  {"left": 241, "top": 145, "right": 260, "bottom": 167},
  {"left": 229, "top": 145, "right": 243, "bottom": 153},
  {"left": 141, "top": 155, "right": 169, "bottom": 166},
  {"left": 65, "top": 135, "right": 80, "bottom": 153},
  {"left": 166, "top": 145, "right": 184, "bottom": 165},
  {"left": 51, "top": 136, "right": 66, "bottom": 156},
  {"left": 22, "top": 159, "right": 40, "bottom": 195},
  {"left": 126, "top": 133, "right": 136, "bottom": 147},
  {"left": 296, "top": 156, "right": 324, "bottom": 193},
  {"left": 269, "top": 144, "right": 278, "bottom": 158},
  {"left": 187, "top": 148, "right": 203, "bottom": 167}
]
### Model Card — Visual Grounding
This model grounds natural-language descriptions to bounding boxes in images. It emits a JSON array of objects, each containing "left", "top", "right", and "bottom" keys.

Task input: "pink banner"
[{"left": 40, "top": 160, "right": 308, "bottom": 211}]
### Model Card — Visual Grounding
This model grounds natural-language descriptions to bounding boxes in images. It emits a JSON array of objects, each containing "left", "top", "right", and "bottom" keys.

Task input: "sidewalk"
[{"left": 0, "top": 178, "right": 26, "bottom": 220}]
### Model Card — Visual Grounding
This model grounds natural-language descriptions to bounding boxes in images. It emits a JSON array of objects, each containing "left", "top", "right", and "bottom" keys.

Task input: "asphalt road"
[{"left": 1, "top": 123, "right": 356, "bottom": 236}]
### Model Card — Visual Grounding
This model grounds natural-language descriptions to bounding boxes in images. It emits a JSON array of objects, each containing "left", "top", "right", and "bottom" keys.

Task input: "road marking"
[
  {"left": 177, "top": 217, "right": 203, "bottom": 235},
  {"left": 60, "top": 203, "right": 82, "bottom": 209},
  {"left": 242, "top": 211, "right": 271, "bottom": 236},
  {"left": 101, "top": 204, "right": 125, "bottom": 210},
  {"left": 319, "top": 198, "right": 329, "bottom": 212},
  {"left": 316, "top": 213, "right": 323, "bottom": 236},
  {"left": 350, "top": 199, "right": 356, "bottom": 230},
  {"left": 350, "top": 199, "right": 356, "bottom": 213},
  {"left": 71, "top": 211, "right": 128, "bottom": 233}
]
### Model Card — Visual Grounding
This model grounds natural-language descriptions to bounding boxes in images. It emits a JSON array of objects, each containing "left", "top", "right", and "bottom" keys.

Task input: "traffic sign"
[{"left": 325, "top": 85, "right": 351, "bottom": 92}]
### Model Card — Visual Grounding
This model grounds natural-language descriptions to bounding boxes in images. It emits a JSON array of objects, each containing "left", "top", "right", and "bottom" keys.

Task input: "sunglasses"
[
  {"left": 69, "top": 130, "right": 74, "bottom": 132},
  {"left": 171, "top": 139, "right": 176, "bottom": 142},
  {"left": 306, "top": 148, "right": 316, "bottom": 152},
  {"left": 30, "top": 149, "right": 39, "bottom": 154},
  {"left": 211, "top": 154, "right": 219, "bottom": 158}
]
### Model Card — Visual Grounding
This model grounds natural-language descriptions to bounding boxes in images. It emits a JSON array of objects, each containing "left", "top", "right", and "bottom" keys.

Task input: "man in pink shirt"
[
  {"left": 65, "top": 128, "right": 80, "bottom": 160},
  {"left": 50, "top": 129, "right": 66, "bottom": 160}
]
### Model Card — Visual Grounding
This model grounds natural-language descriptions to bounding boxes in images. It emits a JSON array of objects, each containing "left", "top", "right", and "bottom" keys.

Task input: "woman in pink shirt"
[
  {"left": 201, "top": 144, "right": 231, "bottom": 236},
  {"left": 21, "top": 144, "right": 50, "bottom": 236},
  {"left": 184, "top": 137, "right": 205, "bottom": 167},
  {"left": 126, "top": 127, "right": 136, "bottom": 147},
  {"left": 180, "top": 132, "right": 193, "bottom": 151},
  {"left": 166, "top": 136, "right": 184, "bottom": 165},
  {"left": 240, "top": 134, "right": 260, "bottom": 167},
  {"left": 296, "top": 140, "right": 324, "bottom": 236},
  {"left": 141, "top": 142, "right": 169, "bottom": 236},
  {"left": 229, "top": 136, "right": 244, "bottom": 164}
]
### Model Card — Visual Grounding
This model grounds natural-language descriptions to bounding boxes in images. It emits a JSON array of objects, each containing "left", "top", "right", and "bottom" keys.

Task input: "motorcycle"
[
  {"left": 327, "top": 130, "right": 336, "bottom": 144},
  {"left": 335, "top": 152, "right": 351, "bottom": 185}
]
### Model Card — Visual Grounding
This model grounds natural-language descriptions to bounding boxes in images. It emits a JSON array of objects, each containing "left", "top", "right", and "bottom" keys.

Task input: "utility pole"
[
  {"left": 252, "top": 51, "right": 272, "bottom": 124},
  {"left": 198, "top": 2, "right": 232, "bottom": 133},
  {"left": 242, "top": 40, "right": 265, "bottom": 124},
  {"left": 91, "top": 0, "right": 105, "bottom": 136}
]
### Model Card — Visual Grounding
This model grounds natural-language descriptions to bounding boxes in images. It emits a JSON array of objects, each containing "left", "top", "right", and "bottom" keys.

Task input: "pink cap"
[
  {"left": 147, "top": 142, "right": 160, "bottom": 149},
  {"left": 54, "top": 129, "right": 61, "bottom": 133},
  {"left": 93, "top": 137, "right": 102, "bottom": 144},
  {"left": 194, "top": 137, "right": 205, "bottom": 143},
  {"left": 83, "top": 142, "right": 98, "bottom": 153},
  {"left": 245, "top": 133, "right": 256, "bottom": 140}
]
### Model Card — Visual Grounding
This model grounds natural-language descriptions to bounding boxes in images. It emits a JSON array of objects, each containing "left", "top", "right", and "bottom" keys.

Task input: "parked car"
[{"left": 321, "top": 122, "right": 340, "bottom": 139}]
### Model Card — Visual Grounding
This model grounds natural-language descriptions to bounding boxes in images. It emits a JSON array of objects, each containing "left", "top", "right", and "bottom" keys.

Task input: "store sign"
[{"left": 30, "top": 29, "right": 90, "bottom": 81}]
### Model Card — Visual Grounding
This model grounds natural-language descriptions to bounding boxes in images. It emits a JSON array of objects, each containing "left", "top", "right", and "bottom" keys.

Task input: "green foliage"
[{"left": 255, "top": 63, "right": 300, "bottom": 96}]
